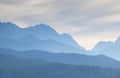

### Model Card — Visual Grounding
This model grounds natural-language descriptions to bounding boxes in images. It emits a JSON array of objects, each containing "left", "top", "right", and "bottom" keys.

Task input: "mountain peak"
[
  {"left": 0, "top": 22, "right": 20, "bottom": 30},
  {"left": 28, "top": 24, "right": 58, "bottom": 35},
  {"left": 30, "top": 24, "right": 54, "bottom": 30},
  {"left": 98, "top": 41, "right": 113, "bottom": 44},
  {"left": 61, "top": 33, "right": 72, "bottom": 38},
  {"left": 92, "top": 41, "right": 113, "bottom": 52}
]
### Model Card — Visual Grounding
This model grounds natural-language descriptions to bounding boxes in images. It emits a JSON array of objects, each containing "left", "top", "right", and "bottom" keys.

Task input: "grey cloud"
[{"left": 0, "top": 0, "right": 26, "bottom": 4}]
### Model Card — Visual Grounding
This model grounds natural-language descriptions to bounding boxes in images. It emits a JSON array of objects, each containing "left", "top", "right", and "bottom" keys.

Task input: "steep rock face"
[
  {"left": 92, "top": 37, "right": 120, "bottom": 60},
  {"left": 0, "top": 22, "right": 85, "bottom": 53}
]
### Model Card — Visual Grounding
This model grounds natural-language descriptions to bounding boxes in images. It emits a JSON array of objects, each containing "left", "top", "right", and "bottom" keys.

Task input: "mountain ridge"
[
  {"left": 0, "top": 22, "right": 85, "bottom": 53},
  {"left": 0, "top": 48, "right": 120, "bottom": 68},
  {"left": 92, "top": 37, "right": 120, "bottom": 60}
]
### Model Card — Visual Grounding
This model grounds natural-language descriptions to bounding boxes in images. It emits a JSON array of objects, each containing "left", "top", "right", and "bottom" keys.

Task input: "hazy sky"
[{"left": 0, "top": 0, "right": 120, "bottom": 49}]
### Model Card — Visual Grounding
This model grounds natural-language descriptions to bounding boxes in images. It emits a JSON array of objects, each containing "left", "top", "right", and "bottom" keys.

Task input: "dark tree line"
[{"left": 0, "top": 63, "right": 120, "bottom": 78}]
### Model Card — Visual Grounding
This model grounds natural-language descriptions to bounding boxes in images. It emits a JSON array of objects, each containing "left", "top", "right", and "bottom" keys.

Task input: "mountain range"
[
  {"left": 0, "top": 48, "right": 120, "bottom": 68},
  {"left": 0, "top": 22, "right": 85, "bottom": 53},
  {"left": 0, "top": 22, "right": 120, "bottom": 61},
  {"left": 0, "top": 22, "right": 120, "bottom": 78}
]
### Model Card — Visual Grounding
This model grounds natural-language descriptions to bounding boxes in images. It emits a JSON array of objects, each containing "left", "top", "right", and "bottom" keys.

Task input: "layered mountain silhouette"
[
  {"left": 0, "top": 22, "right": 85, "bottom": 53},
  {"left": 0, "top": 22, "right": 120, "bottom": 60},
  {"left": 0, "top": 48, "right": 120, "bottom": 68},
  {"left": 0, "top": 22, "right": 120, "bottom": 78},
  {"left": 92, "top": 37, "right": 120, "bottom": 60},
  {"left": 0, "top": 52, "right": 119, "bottom": 78}
]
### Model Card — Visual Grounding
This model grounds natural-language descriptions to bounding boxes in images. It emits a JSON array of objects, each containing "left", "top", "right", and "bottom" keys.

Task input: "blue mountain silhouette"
[
  {"left": 0, "top": 22, "right": 85, "bottom": 53},
  {"left": 92, "top": 37, "right": 120, "bottom": 60}
]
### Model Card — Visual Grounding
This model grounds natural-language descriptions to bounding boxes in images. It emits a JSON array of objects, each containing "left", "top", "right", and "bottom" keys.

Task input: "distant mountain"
[
  {"left": 23, "top": 24, "right": 81, "bottom": 48},
  {"left": 0, "top": 48, "right": 120, "bottom": 68},
  {"left": 92, "top": 41, "right": 114, "bottom": 52},
  {"left": 0, "top": 22, "right": 85, "bottom": 53},
  {"left": 92, "top": 37, "right": 120, "bottom": 60}
]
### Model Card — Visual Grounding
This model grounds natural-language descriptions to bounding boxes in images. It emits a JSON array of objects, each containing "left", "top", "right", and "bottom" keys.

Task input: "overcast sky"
[{"left": 0, "top": 0, "right": 120, "bottom": 49}]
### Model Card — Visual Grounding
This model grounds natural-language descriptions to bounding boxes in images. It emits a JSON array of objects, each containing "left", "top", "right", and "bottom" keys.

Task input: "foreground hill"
[{"left": 0, "top": 53, "right": 120, "bottom": 78}]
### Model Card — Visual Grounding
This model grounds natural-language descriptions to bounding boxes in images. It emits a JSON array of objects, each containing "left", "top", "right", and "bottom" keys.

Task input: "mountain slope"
[
  {"left": 0, "top": 38, "right": 85, "bottom": 53},
  {"left": 92, "top": 41, "right": 114, "bottom": 52},
  {"left": 92, "top": 37, "right": 120, "bottom": 60}
]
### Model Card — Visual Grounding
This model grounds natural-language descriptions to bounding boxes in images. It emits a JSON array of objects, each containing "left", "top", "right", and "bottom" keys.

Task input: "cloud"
[
  {"left": 0, "top": 0, "right": 120, "bottom": 49},
  {"left": 0, "top": 0, "right": 27, "bottom": 5}
]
